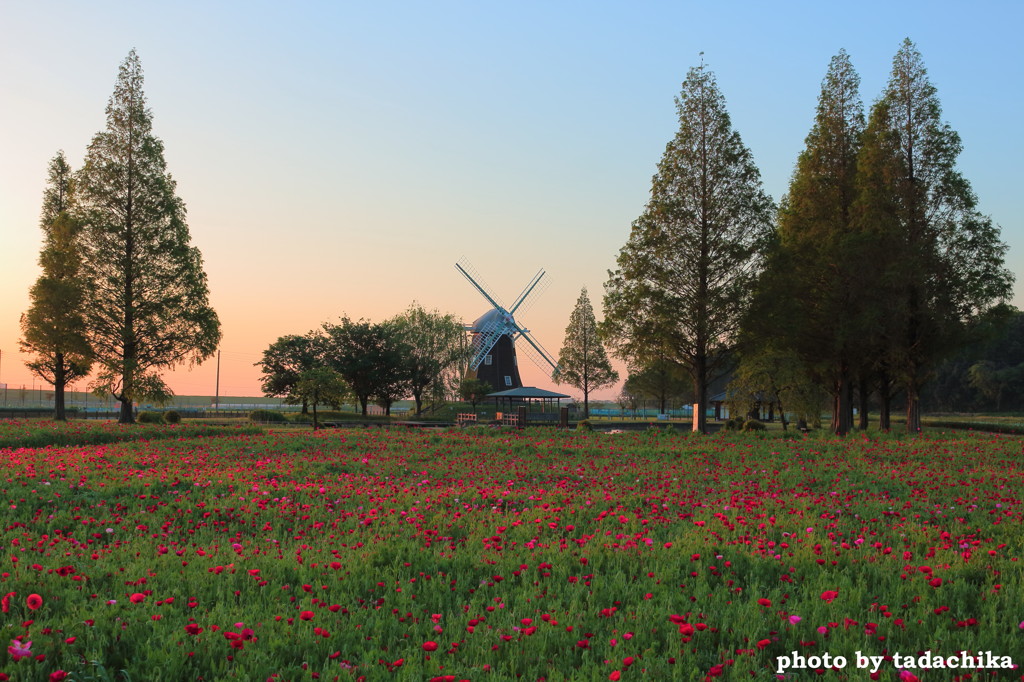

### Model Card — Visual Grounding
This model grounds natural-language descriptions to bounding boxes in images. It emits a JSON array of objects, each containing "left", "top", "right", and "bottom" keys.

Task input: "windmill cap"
[{"left": 471, "top": 308, "right": 515, "bottom": 332}]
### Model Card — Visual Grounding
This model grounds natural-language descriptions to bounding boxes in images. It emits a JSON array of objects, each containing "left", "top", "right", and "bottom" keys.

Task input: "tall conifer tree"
[
  {"left": 603, "top": 63, "right": 774, "bottom": 432},
  {"left": 855, "top": 39, "right": 1012, "bottom": 432},
  {"left": 20, "top": 151, "right": 92, "bottom": 420},
  {"left": 75, "top": 50, "right": 220, "bottom": 423},
  {"left": 757, "top": 50, "right": 867, "bottom": 435},
  {"left": 555, "top": 287, "right": 618, "bottom": 419}
]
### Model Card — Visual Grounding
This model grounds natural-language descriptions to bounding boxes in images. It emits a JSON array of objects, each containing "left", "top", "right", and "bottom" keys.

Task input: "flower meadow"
[{"left": 1, "top": 422, "right": 1022, "bottom": 681}]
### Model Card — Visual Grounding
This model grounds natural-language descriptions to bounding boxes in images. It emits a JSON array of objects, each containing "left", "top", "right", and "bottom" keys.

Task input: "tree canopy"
[
  {"left": 391, "top": 303, "right": 470, "bottom": 416},
  {"left": 256, "top": 333, "right": 324, "bottom": 413},
  {"left": 324, "top": 317, "right": 407, "bottom": 416}
]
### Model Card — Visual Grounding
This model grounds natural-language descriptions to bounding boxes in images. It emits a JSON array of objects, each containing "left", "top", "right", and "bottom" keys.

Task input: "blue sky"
[{"left": 1, "top": 1, "right": 1022, "bottom": 398}]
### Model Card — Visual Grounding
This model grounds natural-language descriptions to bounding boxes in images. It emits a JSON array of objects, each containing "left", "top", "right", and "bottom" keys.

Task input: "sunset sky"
[{"left": 2, "top": 1, "right": 1022, "bottom": 402}]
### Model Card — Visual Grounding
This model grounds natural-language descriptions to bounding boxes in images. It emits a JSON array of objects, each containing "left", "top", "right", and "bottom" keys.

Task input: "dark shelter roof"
[{"left": 486, "top": 387, "right": 570, "bottom": 399}]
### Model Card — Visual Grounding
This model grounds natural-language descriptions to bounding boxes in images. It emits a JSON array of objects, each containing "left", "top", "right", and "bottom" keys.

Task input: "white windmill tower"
[{"left": 455, "top": 257, "right": 560, "bottom": 392}]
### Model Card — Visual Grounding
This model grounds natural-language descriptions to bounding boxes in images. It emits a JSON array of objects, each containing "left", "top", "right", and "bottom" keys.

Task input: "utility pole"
[{"left": 215, "top": 350, "right": 221, "bottom": 412}]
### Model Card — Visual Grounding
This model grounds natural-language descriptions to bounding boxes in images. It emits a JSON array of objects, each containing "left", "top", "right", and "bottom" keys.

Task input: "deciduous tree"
[
  {"left": 294, "top": 367, "right": 347, "bottom": 430},
  {"left": 458, "top": 377, "right": 493, "bottom": 410},
  {"left": 392, "top": 303, "right": 470, "bottom": 416},
  {"left": 256, "top": 333, "right": 323, "bottom": 414},
  {"left": 603, "top": 63, "right": 775, "bottom": 432},
  {"left": 728, "top": 345, "right": 827, "bottom": 431},
  {"left": 325, "top": 317, "right": 407, "bottom": 416},
  {"left": 75, "top": 50, "right": 220, "bottom": 422},
  {"left": 622, "top": 356, "right": 690, "bottom": 415}
]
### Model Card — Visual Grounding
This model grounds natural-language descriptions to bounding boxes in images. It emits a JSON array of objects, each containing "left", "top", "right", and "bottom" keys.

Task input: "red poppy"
[
  {"left": 26, "top": 594, "right": 43, "bottom": 610},
  {"left": 609, "top": 672, "right": 621, "bottom": 681},
  {"left": 422, "top": 641, "right": 438, "bottom": 652},
  {"left": 129, "top": 593, "right": 145, "bottom": 604},
  {"left": 820, "top": 590, "right": 839, "bottom": 603},
  {"left": 757, "top": 598, "right": 772, "bottom": 607},
  {"left": 299, "top": 610, "right": 314, "bottom": 621}
]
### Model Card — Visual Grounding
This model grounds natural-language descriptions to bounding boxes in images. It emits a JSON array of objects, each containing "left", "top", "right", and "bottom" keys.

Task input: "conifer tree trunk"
[
  {"left": 857, "top": 374, "right": 870, "bottom": 430},
  {"left": 878, "top": 371, "right": 892, "bottom": 431},
  {"left": 833, "top": 365, "right": 853, "bottom": 436},
  {"left": 54, "top": 354, "right": 66, "bottom": 422}
]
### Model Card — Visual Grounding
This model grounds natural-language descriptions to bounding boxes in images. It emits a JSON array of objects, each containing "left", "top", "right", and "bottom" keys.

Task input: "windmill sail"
[{"left": 456, "top": 258, "right": 560, "bottom": 391}]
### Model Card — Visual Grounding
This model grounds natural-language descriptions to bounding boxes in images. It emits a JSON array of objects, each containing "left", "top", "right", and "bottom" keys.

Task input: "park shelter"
[{"left": 487, "top": 386, "right": 570, "bottom": 417}]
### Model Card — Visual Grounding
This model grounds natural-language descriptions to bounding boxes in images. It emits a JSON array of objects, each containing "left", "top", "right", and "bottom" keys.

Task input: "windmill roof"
[
  {"left": 486, "top": 387, "right": 570, "bottom": 399},
  {"left": 472, "top": 307, "right": 513, "bottom": 331}
]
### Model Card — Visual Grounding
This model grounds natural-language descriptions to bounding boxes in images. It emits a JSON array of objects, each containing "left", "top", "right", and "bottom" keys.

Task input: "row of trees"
[
  {"left": 20, "top": 51, "right": 220, "bottom": 422},
  {"left": 602, "top": 40, "right": 1013, "bottom": 434},
  {"left": 258, "top": 287, "right": 622, "bottom": 424},
  {"left": 921, "top": 309, "right": 1024, "bottom": 413},
  {"left": 256, "top": 305, "right": 470, "bottom": 426}
]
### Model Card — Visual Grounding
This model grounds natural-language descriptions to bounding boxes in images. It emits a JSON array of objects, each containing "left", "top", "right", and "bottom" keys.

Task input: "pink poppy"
[{"left": 8, "top": 639, "right": 32, "bottom": 662}]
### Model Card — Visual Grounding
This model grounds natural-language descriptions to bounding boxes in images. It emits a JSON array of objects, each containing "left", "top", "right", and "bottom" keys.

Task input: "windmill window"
[
  {"left": 504, "top": 376, "right": 512, "bottom": 386},
  {"left": 484, "top": 354, "right": 493, "bottom": 366}
]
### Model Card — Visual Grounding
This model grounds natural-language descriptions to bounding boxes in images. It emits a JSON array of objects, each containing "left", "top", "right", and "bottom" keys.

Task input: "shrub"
[
  {"left": 725, "top": 418, "right": 743, "bottom": 431},
  {"left": 576, "top": 419, "right": 593, "bottom": 432},
  {"left": 137, "top": 411, "right": 163, "bottom": 424},
  {"left": 163, "top": 410, "right": 181, "bottom": 424},
  {"left": 250, "top": 409, "right": 287, "bottom": 423},
  {"left": 742, "top": 419, "right": 767, "bottom": 432}
]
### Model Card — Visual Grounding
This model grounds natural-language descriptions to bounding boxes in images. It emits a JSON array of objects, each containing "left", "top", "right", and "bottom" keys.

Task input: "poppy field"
[{"left": 1, "top": 422, "right": 1022, "bottom": 681}]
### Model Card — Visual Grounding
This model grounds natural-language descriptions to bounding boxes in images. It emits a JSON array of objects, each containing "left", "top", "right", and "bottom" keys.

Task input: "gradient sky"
[{"left": 2, "top": 1, "right": 1022, "bottom": 402}]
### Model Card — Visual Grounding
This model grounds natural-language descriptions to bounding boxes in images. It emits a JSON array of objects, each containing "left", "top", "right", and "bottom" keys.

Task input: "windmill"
[{"left": 455, "top": 257, "right": 560, "bottom": 392}]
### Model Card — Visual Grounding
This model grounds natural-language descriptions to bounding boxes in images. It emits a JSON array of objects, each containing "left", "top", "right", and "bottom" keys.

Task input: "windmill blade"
[
  {"left": 515, "top": 328, "right": 560, "bottom": 376},
  {"left": 455, "top": 257, "right": 506, "bottom": 312},
  {"left": 511, "top": 273, "right": 549, "bottom": 318},
  {"left": 509, "top": 269, "right": 545, "bottom": 315},
  {"left": 469, "top": 315, "right": 512, "bottom": 370}
]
